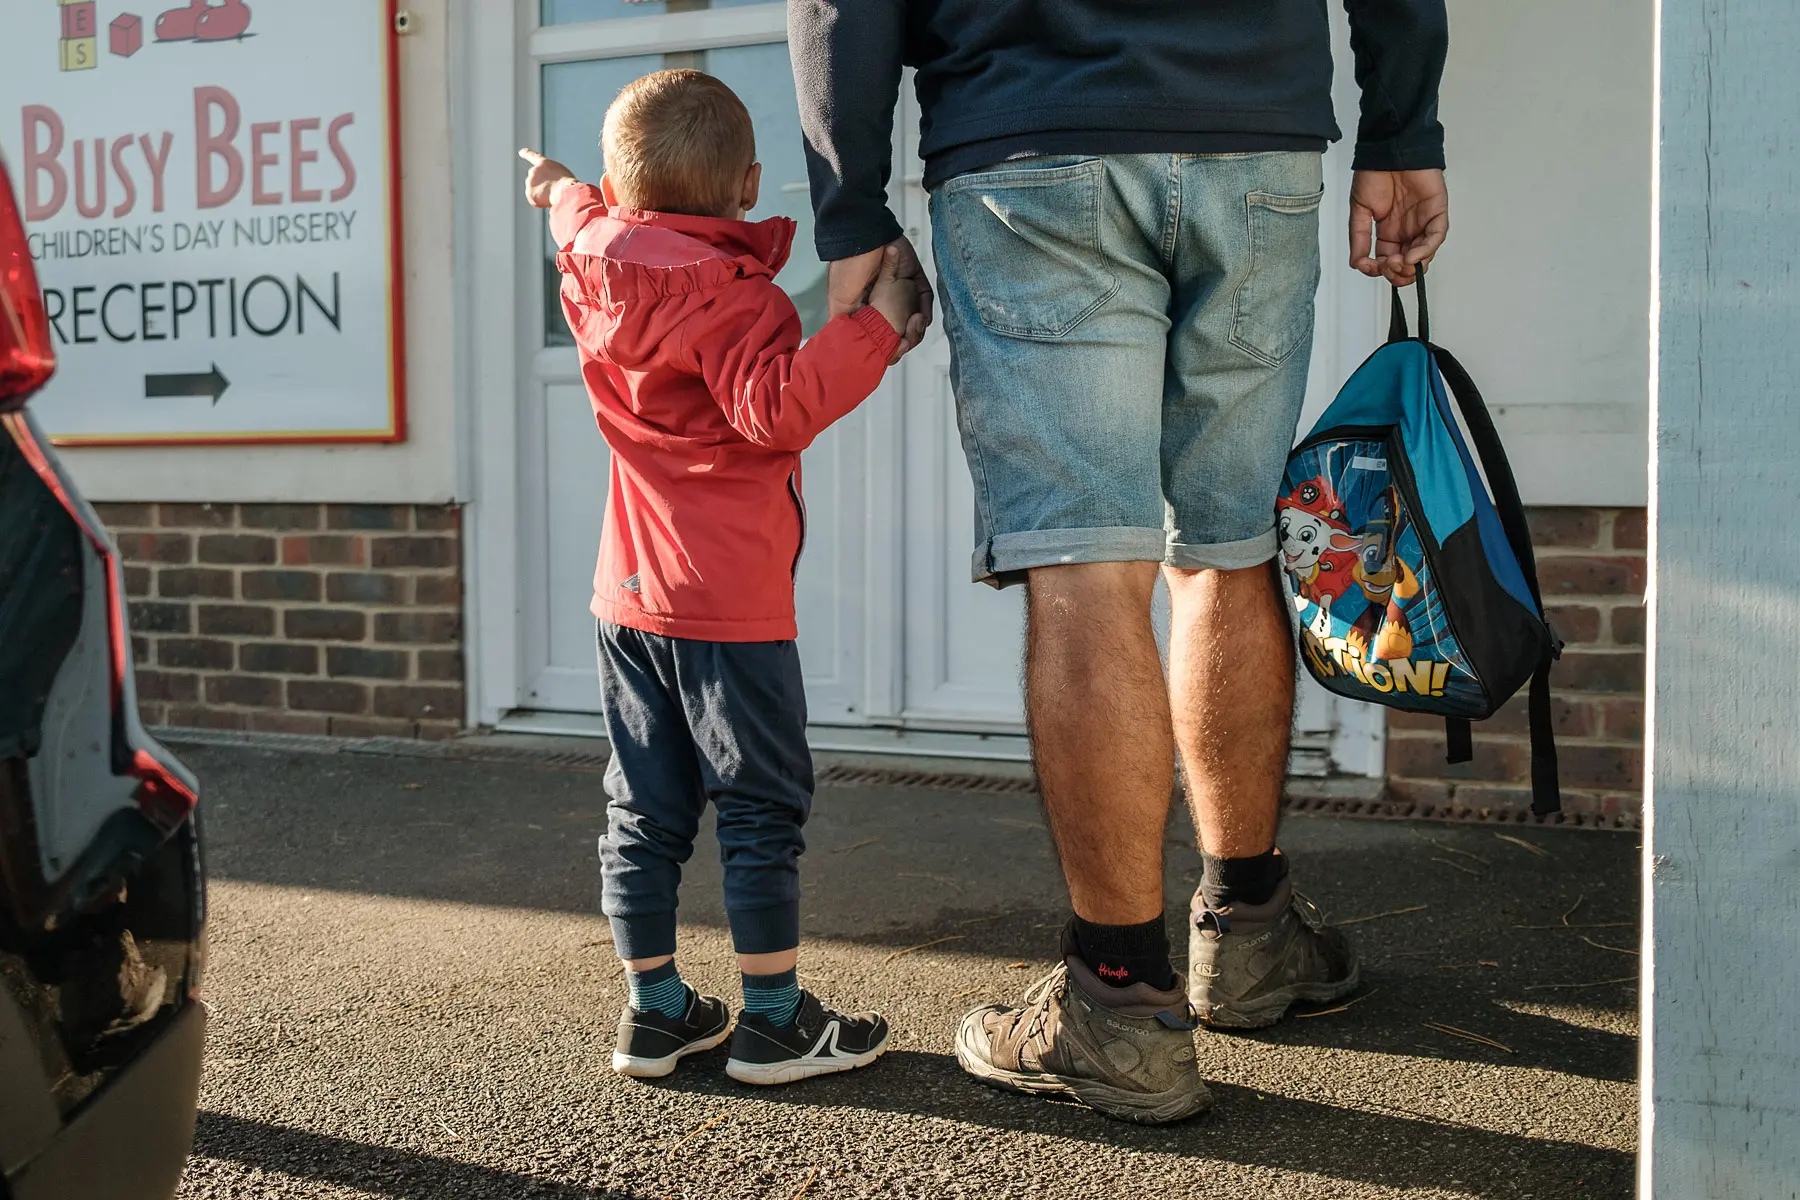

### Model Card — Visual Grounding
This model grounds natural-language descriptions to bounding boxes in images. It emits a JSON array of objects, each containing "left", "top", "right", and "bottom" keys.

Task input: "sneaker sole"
[
  {"left": 611, "top": 1022, "right": 734, "bottom": 1079},
  {"left": 1196, "top": 961, "right": 1363, "bottom": 1030},
  {"left": 724, "top": 1031, "right": 890, "bottom": 1086},
  {"left": 953, "top": 1023, "right": 1213, "bottom": 1126}
]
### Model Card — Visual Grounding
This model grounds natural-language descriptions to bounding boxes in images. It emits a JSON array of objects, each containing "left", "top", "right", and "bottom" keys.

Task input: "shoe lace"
[
  {"left": 805, "top": 992, "right": 865, "bottom": 1032},
  {"left": 1019, "top": 964, "right": 1068, "bottom": 1042}
]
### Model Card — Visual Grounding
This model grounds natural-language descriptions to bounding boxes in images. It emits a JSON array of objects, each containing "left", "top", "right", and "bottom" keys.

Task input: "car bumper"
[{"left": 9, "top": 1001, "right": 205, "bottom": 1200}]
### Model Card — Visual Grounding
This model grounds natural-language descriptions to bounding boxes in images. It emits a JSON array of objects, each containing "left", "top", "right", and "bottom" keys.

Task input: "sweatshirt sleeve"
[
  {"left": 1343, "top": 0, "right": 1450, "bottom": 171},
  {"left": 687, "top": 288, "right": 900, "bottom": 453},
  {"left": 547, "top": 181, "right": 609, "bottom": 249},
  {"left": 789, "top": 0, "right": 908, "bottom": 261}
]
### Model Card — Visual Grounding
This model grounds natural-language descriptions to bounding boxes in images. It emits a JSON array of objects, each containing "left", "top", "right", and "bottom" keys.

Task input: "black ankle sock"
[
  {"left": 1200, "top": 849, "right": 1287, "bottom": 911},
  {"left": 1066, "top": 915, "right": 1175, "bottom": 991}
]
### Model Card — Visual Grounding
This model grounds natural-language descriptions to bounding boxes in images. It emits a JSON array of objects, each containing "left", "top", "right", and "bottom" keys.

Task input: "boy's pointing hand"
[{"left": 519, "top": 148, "right": 577, "bottom": 209}]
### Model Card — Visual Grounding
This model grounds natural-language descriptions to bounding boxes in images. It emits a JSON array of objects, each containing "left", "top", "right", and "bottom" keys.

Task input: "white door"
[
  {"left": 891, "top": 84, "right": 1027, "bottom": 732},
  {"left": 518, "top": 7, "right": 885, "bottom": 722},
  {"left": 501, "top": 2, "right": 1381, "bottom": 772}
]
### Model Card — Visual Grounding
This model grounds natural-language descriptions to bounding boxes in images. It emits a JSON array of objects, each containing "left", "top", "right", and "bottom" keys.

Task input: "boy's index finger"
[{"left": 518, "top": 147, "right": 545, "bottom": 165}]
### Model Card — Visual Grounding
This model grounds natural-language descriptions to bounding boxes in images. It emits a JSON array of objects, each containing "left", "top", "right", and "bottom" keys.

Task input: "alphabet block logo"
[
  {"left": 62, "top": 1, "right": 97, "bottom": 36},
  {"left": 58, "top": 1, "right": 100, "bottom": 71},
  {"left": 110, "top": 12, "right": 144, "bottom": 57}
]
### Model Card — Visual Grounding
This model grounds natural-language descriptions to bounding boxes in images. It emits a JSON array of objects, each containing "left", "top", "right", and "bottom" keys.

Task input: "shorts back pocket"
[
  {"left": 1230, "top": 187, "right": 1324, "bottom": 367},
  {"left": 939, "top": 158, "right": 1120, "bottom": 341}
]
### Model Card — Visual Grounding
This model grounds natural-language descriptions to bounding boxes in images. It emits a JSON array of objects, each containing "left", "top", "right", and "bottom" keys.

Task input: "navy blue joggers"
[{"left": 595, "top": 621, "right": 813, "bottom": 960}]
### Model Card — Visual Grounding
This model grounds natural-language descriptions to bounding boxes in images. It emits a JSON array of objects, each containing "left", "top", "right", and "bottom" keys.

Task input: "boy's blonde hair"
[{"left": 602, "top": 70, "right": 756, "bottom": 218}]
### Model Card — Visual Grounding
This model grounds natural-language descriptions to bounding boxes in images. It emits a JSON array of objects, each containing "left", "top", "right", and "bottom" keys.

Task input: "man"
[{"left": 791, "top": 0, "right": 1449, "bottom": 1123}]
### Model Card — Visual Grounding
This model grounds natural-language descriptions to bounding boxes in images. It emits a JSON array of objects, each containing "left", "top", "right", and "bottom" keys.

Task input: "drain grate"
[
  {"left": 813, "top": 765, "right": 1038, "bottom": 795},
  {"left": 1283, "top": 793, "right": 1635, "bottom": 831},
  {"left": 157, "top": 726, "right": 1636, "bottom": 831}
]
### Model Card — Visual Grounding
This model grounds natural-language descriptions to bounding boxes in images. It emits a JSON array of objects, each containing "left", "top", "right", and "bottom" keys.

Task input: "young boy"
[{"left": 519, "top": 69, "right": 918, "bottom": 1085}]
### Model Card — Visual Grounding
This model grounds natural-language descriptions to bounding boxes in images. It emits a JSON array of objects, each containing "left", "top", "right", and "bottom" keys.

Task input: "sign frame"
[{"left": 24, "top": 0, "right": 408, "bottom": 448}]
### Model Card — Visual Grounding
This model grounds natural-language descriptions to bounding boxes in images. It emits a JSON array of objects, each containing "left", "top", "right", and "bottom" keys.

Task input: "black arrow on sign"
[{"left": 145, "top": 364, "right": 230, "bottom": 405}]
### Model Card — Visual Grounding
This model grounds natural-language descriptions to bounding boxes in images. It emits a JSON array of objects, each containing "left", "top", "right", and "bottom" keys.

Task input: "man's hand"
[
  {"left": 828, "top": 237, "right": 933, "bottom": 363},
  {"left": 519, "top": 148, "right": 577, "bottom": 210},
  {"left": 1349, "top": 169, "right": 1448, "bottom": 286}
]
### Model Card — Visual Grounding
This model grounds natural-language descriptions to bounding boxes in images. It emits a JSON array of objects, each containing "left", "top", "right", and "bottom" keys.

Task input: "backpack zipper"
[
  {"left": 1378, "top": 430, "right": 1494, "bottom": 716},
  {"left": 1293, "top": 423, "right": 1394, "bottom": 455}
]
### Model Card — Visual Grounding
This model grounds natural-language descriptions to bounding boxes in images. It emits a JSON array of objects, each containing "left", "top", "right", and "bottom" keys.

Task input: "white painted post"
[{"left": 1645, "top": 1, "right": 1800, "bottom": 1196}]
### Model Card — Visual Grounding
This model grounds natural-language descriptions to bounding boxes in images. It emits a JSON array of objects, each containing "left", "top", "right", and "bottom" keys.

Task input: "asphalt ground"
[{"left": 173, "top": 740, "right": 1639, "bottom": 1200}]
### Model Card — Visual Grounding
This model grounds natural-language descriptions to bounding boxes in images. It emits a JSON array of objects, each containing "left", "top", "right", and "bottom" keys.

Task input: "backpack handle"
[{"left": 1387, "top": 264, "right": 1432, "bottom": 343}]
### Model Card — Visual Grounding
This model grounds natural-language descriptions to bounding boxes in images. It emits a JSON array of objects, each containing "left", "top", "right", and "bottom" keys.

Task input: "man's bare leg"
[
  {"left": 1166, "top": 560, "right": 1359, "bottom": 1027},
  {"left": 1163, "top": 561, "right": 1293, "bottom": 864},
  {"left": 957, "top": 553, "right": 1209, "bottom": 1122},
  {"left": 1024, "top": 561, "right": 1173, "bottom": 927}
]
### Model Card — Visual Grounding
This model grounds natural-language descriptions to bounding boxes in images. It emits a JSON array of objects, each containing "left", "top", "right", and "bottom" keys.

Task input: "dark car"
[{"left": 0, "top": 155, "right": 206, "bottom": 1198}]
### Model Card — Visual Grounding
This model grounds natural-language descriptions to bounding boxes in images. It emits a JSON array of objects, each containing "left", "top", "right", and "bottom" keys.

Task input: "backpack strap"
[
  {"left": 1410, "top": 269, "right": 1563, "bottom": 815},
  {"left": 1392, "top": 272, "right": 1476, "bottom": 769},
  {"left": 1388, "top": 267, "right": 1432, "bottom": 343},
  {"left": 1445, "top": 717, "right": 1473, "bottom": 765}
]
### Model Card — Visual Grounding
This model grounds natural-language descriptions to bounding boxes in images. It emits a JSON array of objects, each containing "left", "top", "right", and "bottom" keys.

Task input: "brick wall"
[
  {"left": 1386, "top": 506, "right": 1646, "bottom": 822},
  {"left": 100, "top": 502, "right": 465, "bottom": 739}
]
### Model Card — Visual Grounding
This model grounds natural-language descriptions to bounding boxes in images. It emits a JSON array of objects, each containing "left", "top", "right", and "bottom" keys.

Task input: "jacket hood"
[
  {"left": 557, "top": 206, "right": 798, "bottom": 372},
  {"left": 567, "top": 206, "right": 796, "bottom": 293}
]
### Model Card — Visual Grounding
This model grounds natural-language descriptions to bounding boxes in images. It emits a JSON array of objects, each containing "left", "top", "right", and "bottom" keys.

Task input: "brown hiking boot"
[
  {"left": 954, "top": 956, "right": 1212, "bottom": 1125},
  {"left": 1187, "top": 875, "right": 1360, "bottom": 1029}
]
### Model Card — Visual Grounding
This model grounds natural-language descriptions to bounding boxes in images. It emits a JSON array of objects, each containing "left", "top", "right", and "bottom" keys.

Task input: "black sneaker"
[
  {"left": 611, "top": 988, "right": 732, "bottom": 1078},
  {"left": 725, "top": 990, "right": 889, "bottom": 1086}
]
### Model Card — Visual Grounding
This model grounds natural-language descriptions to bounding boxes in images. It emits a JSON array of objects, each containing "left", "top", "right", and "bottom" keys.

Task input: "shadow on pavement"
[
  {"left": 191, "top": 741, "right": 1642, "bottom": 1088},
  {"left": 193, "top": 1112, "right": 643, "bottom": 1200},
  {"left": 1233, "top": 987, "right": 1639, "bottom": 1083},
  {"left": 631, "top": 1050, "right": 1634, "bottom": 1196},
  {"left": 183, "top": 743, "right": 1639, "bottom": 1199}
]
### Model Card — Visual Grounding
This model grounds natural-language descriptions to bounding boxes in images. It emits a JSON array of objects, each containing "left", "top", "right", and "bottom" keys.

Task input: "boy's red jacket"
[{"left": 549, "top": 184, "right": 898, "bottom": 642}]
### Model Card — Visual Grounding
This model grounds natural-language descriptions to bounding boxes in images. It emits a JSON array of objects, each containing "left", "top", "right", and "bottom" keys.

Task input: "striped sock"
[
  {"left": 626, "top": 960, "right": 690, "bottom": 1019},
  {"left": 741, "top": 967, "right": 801, "bottom": 1027}
]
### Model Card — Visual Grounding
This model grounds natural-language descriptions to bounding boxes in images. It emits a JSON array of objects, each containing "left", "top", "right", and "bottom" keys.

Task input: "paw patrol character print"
[
  {"left": 1278, "top": 479, "right": 1359, "bottom": 616},
  {"left": 1337, "top": 486, "right": 1422, "bottom": 661}
]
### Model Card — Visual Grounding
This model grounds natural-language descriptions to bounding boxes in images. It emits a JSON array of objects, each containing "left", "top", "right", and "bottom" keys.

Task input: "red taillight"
[{"left": 0, "top": 159, "right": 56, "bottom": 408}]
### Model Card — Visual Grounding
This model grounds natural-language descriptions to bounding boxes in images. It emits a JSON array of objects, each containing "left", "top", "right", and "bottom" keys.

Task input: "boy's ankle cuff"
[
  {"left": 727, "top": 903, "right": 800, "bottom": 956},
  {"left": 609, "top": 912, "right": 677, "bottom": 961}
]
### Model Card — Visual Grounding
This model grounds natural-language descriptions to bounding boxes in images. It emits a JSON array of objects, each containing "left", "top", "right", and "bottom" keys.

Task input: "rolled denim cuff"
[
  {"left": 974, "top": 526, "right": 1168, "bottom": 588},
  {"left": 1164, "top": 526, "right": 1279, "bottom": 572}
]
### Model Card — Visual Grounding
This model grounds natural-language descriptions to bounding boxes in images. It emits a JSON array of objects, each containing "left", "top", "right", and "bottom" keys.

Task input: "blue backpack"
[{"left": 1279, "top": 271, "right": 1562, "bottom": 814}]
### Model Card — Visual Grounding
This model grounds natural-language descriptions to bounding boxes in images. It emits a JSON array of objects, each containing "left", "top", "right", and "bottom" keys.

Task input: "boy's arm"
[
  {"left": 547, "top": 181, "right": 610, "bottom": 249},
  {"left": 687, "top": 285, "right": 900, "bottom": 452}
]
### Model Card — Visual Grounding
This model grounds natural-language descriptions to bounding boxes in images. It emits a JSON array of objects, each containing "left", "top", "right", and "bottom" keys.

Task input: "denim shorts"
[{"left": 931, "top": 151, "right": 1325, "bottom": 586}]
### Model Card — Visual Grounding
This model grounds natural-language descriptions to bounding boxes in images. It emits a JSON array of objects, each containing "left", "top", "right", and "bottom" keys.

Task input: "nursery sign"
[{"left": 0, "top": 0, "right": 405, "bottom": 444}]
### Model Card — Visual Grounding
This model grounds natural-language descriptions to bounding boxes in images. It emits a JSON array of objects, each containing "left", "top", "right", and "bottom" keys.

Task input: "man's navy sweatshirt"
[{"left": 790, "top": 0, "right": 1449, "bottom": 261}]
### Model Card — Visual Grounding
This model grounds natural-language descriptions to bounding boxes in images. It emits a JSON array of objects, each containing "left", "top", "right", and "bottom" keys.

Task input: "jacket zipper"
[{"left": 788, "top": 469, "right": 807, "bottom": 578}]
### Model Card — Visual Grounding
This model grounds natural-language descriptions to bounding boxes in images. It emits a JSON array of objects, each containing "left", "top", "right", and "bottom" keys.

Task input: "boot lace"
[{"left": 1019, "top": 963, "right": 1068, "bottom": 1043}]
